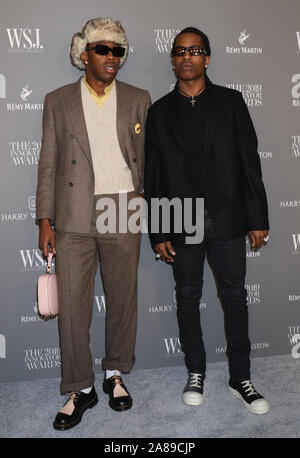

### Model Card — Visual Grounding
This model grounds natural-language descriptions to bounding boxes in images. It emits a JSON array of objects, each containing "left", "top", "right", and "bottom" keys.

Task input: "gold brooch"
[{"left": 135, "top": 123, "right": 141, "bottom": 134}]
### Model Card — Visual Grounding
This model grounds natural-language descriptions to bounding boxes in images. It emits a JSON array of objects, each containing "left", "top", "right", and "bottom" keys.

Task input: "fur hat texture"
[{"left": 70, "top": 17, "right": 129, "bottom": 70}]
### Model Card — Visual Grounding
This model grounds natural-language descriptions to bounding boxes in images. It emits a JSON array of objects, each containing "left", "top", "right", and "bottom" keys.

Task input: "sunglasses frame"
[
  {"left": 172, "top": 45, "right": 207, "bottom": 57},
  {"left": 86, "top": 44, "right": 125, "bottom": 58}
]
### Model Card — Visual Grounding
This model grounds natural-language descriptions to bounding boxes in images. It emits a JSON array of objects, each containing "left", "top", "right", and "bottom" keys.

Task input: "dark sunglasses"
[
  {"left": 86, "top": 44, "right": 125, "bottom": 57},
  {"left": 172, "top": 46, "right": 207, "bottom": 57}
]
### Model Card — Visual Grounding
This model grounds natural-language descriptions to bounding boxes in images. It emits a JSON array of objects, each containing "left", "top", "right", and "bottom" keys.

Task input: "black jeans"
[{"left": 172, "top": 210, "right": 251, "bottom": 381}]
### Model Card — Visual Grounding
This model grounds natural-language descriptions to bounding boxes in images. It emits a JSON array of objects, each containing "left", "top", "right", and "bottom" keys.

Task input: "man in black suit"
[{"left": 144, "top": 27, "right": 270, "bottom": 414}]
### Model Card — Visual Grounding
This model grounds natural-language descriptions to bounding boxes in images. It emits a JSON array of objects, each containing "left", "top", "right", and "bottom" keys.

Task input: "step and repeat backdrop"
[{"left": 0, "top": 0, "right": 299, "bottom": 382}]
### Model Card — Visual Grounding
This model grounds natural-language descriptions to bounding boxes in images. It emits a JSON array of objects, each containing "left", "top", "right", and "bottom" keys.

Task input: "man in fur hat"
[{"left": 36, "top": 17, "right": 151, "bottom": 430}]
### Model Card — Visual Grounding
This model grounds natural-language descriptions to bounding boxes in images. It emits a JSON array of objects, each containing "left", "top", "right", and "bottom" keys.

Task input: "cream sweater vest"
[{"left": 81, "top": 78, "right": 134, "bottom": 195}]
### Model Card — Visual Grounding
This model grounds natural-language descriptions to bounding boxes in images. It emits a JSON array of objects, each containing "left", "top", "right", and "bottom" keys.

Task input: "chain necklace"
[{"left": 178, "top": 85, "right": 206, "bottom": 107}]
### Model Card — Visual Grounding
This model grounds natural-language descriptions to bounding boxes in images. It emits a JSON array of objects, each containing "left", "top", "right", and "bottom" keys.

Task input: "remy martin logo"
[
  {"left": 20, "top": 85, "right": 33, "bottom": 101},
  {"left": 226, "top": 30, "right": 262, "bottom": 54},
  {"left": 291, "top": 74, "right": 300, "bottom": 106},
  {"left": 238, "top": 30, "right": 250, "bottom": 45}
]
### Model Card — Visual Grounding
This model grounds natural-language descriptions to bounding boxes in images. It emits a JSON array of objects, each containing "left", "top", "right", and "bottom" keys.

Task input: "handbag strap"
[{"left": 46, "top": 252, "right": 54, "bottom": 274}]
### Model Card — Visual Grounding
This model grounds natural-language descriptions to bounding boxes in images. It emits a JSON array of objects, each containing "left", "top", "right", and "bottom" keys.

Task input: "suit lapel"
[
  {"left": 64, "top": 78, "right": 93, "bottom": 168},
  {"left": 115, "top": 80, "right": 130, "bottom": 166}
]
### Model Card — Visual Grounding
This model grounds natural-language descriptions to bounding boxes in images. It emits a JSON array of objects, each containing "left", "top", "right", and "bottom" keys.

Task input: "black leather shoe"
[
  {"left": 103, "top": 374, "right": 132, "bottom": 411},
  {"left": 53, "top": 386, "right": 98, "bottom": 430}
]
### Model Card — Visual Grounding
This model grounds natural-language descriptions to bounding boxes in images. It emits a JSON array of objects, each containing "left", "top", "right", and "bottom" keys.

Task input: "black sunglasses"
[
  {"left": 172, "top": 46, "right": 207, "bottom": 57},
  {"left": 86, "top": 44, "right": 125, "bottom": 57}
]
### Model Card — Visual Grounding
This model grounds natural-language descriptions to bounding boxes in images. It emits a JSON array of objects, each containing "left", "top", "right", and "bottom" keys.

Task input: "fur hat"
[{"left": 70, "top": 17, "right": 129, "bottom": 70}]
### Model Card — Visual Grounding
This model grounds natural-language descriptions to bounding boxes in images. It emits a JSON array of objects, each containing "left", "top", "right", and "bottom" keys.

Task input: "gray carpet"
[{"left": 0, "top": 354, "right": 299, "bottom": 438}]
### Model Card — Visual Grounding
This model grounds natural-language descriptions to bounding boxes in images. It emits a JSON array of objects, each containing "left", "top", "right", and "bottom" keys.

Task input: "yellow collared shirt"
[{"left": 83, "top": 76, "right": 115, "bottom": 108}]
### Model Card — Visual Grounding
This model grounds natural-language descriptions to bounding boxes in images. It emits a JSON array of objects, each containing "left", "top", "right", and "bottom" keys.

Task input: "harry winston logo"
[{"left": 28, "top": 196, "right": 36, "bottom": 212}]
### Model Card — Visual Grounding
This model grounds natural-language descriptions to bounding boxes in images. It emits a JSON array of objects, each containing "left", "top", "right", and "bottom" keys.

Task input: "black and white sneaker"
[
  {"left": 229, "top": 379, "right": 270, "bottom": 414},
  {"left": 182, "top": 373, "right": 204, "bottom": 406}
]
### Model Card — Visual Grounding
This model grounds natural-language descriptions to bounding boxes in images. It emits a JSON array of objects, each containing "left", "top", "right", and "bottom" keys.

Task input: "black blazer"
[{"left": 144, "top": 80, "right": 269, "bottom": 246}]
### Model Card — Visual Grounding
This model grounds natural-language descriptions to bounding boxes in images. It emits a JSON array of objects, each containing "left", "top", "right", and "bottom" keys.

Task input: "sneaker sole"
[
  {"left": 182, "top": 392, "right": 204, "bottom": 406},
  {"left": 229, "top": 386, "right": 270, "bottom": 415}
]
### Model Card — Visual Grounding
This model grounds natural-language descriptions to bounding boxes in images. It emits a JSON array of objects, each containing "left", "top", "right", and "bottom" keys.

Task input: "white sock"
[
  {"left": 80, "top": 386, "right": 93, "bottom": 394},
  {"left": 106, "top": 369, "right": 121, "bottom": 379}
]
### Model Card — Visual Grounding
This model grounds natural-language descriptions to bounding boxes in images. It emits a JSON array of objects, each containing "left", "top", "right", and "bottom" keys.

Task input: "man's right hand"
[
  {"left": 154, "top": 241, "right": 176, "bottom": 263},
  {"left": 39, "top": 218, "right": 56, "bottom": 257}
]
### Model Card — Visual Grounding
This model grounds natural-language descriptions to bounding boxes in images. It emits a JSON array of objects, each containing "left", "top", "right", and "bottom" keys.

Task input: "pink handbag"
[{"left": 37, "top": 252, "right": 59, "bottom": 317}]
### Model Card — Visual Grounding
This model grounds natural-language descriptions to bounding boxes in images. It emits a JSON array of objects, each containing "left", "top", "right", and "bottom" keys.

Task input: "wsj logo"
[
  {"left": 0, "top": 74, "right": 6, "bottom": 99},
  {"left": 0, "top": 335, "right": 6, "bottom": 359},
  {"left": 19, "top": 249, "right": 48, "bottom": 271},
  {"left": 95, "top": 295, "right": 106, "bottom": 315},
  {"left": 7, "top": 28, "right": 43, "bottom": 52},
  {"left": 292, "top": 234, "right": 300, "bottom": 253},
  {"left": 164, "top": 337, "right": 183, "bottom": 356},
  {"left": 291, "top": 74, "right": 300, "bottom": 106}
]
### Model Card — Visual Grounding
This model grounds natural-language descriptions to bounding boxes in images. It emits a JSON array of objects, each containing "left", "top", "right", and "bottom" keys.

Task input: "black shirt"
[{"left": 175, "top": 86, "right": 207, "bottom": 198}]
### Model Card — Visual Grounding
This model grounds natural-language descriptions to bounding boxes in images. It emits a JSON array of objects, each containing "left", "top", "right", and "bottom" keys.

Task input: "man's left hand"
[{"left": 248, "top": 230, "right": 269, "bottom": 249}]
